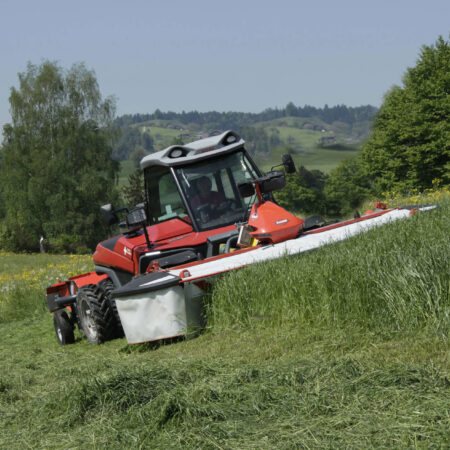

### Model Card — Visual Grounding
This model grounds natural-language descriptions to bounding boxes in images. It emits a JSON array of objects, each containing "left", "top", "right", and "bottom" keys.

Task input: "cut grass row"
[
  {"left": 0, "top": 198, "right": 448, "bottom": 448},
  {"left": 1, "top": 322, "right": 448, "bottom": 448}
]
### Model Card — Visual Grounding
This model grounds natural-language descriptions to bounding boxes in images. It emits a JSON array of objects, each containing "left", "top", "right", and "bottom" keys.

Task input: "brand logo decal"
[
  {"left": 123, "top": 247, "right": 132, "bottom": 257},
  {"left": 275, "top": 219, "right": 289, "bottom": 225}
]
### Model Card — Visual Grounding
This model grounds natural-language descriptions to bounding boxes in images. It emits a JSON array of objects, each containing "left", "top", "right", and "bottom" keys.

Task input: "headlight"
[
  {"left": 169, "top": 147, "right": 184, "bottom": 158},
  {"left": 127, "top": 207, "right": 147, "bottom": 226}
]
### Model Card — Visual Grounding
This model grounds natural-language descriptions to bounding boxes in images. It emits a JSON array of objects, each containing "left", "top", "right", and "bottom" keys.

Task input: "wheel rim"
[{"left": 79, "top": 297, "right": 98, "bottom": 340}]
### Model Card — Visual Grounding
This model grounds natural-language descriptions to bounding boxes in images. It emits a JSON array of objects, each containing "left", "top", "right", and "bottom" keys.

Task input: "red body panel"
[
  {"left": 94, "top": 244, "right": 135, "bottom": 273},
  {"left": 248, "top": 201, "right": 304, "bottom": 244},
  {"left": 46, "top": 272, "right": 107, "bottom": 299},
  {"left": 68, "top": 272, "right": 108, "bottom": 288},
  {"left": 46, "top": 281, "right": 71, "bottom": 297},
  {"left": 93, "top": 217, "right": 237, "bottom": 276},
  {"left": 147, "top": 219, "right": 193, "bottom": 241}
]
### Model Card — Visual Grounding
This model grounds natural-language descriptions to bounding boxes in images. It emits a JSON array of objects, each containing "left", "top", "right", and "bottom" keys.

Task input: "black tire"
[
  {"left": 53, "top": 310, "right": 75, "bottom": 345},
  {"left": 99, "top": 279, "right": 124, "bottom": 338},
  {"left": 76, "top": 284, "right": 119, "bottom": 344}
]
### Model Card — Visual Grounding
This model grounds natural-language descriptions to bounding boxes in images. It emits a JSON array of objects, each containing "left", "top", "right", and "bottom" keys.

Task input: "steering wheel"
[
  {"left": 195, "top": 204, "right": 212, "bottom": 224},
  {"left": 211, "top": 199, "right": 238, "bottom": 215},
  {"left": 195, "top": 200, "right": 238, "bottom": 224}
]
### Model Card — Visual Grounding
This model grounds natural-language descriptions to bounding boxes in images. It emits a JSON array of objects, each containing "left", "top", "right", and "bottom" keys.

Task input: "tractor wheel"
[
  {"left": 99, "top": 279, "right": 124, "bottom": 338},
  {"left": 76, "top": 284, "right": 118, "bottom": 344},
  {"left": 53, "top": 310, "right": 75, "bottom": 345}
]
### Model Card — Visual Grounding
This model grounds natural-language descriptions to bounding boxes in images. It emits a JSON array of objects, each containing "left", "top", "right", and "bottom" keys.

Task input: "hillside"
[
  {"left": 0, "top": 197, "right": 448, "bottom": 448},
  {"left": 115, "top": 104, "right": 377, "bottom": 176}
]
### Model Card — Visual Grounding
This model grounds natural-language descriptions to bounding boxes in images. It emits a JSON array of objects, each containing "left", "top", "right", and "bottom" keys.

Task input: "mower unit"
[{"left": 46, "top": 131, "right": 434, "bottom": 345}]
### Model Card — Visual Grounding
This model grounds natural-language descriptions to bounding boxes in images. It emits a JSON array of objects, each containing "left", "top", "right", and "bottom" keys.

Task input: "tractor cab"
[{"left": 144, "top": 145, "right": 261, "bottom": 232}]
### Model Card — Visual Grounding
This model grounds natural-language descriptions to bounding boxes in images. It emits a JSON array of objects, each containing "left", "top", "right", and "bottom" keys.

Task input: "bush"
[{"left": 49, "top": 234, "right": 84, "bottom": 254}]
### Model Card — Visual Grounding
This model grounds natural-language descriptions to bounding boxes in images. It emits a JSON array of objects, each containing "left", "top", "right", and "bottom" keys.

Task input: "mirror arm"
[
  {"left": 270, "top": 162, "right": 283, "bottom": 172},
  {"left": 254, "top": 181, "right": 264, "bottom": 204}
]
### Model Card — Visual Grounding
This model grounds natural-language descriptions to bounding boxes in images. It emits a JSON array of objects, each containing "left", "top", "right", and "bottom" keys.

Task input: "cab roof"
[{"left": 140, "top": 130, "right": 245, "bottom": 170}]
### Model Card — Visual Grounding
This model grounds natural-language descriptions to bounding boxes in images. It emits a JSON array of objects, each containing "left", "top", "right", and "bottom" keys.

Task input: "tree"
[
  {"left": 112, "top": 126, "right": 153, "bottom": 160},
  {"left": 239, "top": 127, "right": 270, "bottom": 156},
  {"left": 130, "top": 147, "right": 148, "bottom": 168},
  {"left": 285, "top": 102, "right": 297, "bottom": 117},
  {"left": 275, "top": 165, "right": 328, "bottom": 215},
  {"left": 122, "top": 169, "right": 145, "bottom": 208},
  {"left": 324, "top": 158, "right": 370, "bottom": 216},
  {"left": 142, "top": 131, "right": 154, "bottom": 151},
  {"left": 0, "top": 61, "right": 120, "bottom": 251},
  {"left": 360, "top": 36, "right": 450, "bottom": 193}
]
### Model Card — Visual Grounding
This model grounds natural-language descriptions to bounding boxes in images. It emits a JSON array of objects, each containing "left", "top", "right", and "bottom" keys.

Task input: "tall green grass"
[{"left": 208, "top": 200, "right": 449, "bottom": 337}]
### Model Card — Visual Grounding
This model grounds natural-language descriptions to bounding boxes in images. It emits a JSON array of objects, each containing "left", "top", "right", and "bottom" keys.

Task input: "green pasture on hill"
[
  {"left": 258, "top": 141, "right": 359, "bottom": 173},
  {"left": 130, "top": 117, "right": 364, "bottom": 174},
  {"left": 140, "top": 125, "right": 198, "bottom": 151},
  {"left": 0, "top": 198, "right": 449, "bottom": 448}
]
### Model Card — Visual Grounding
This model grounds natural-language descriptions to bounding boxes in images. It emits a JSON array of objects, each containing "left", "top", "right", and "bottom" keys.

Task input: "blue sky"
[{"left": 0, "top": 0, "right": 448, "bottom": 128}]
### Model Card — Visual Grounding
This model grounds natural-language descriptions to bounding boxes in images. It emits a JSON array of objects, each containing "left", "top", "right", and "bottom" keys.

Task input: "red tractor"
[
  {"left": 47, "top": 130, "right": 426, "bottom": 345},
  {"left": 47, "top": 131, "right": 304, "bottom": 344}
]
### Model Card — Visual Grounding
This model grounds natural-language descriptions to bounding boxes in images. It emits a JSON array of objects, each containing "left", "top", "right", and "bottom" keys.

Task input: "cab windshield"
[{"left": 176, "top": 151, "right": 259, "bottom": 231}]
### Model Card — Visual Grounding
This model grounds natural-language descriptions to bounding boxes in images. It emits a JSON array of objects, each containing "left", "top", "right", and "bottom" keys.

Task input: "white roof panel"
[{"left": 140, "top": 130, "right": 245, "bottom": 169}]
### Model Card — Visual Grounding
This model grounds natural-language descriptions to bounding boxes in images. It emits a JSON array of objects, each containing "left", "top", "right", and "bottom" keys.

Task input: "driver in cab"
[{"left": 191, "top": 176, "right": 225, "bottom": 210}]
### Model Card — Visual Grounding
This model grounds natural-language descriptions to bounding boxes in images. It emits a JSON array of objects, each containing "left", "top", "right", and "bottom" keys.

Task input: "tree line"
[{"left": 115, "top": 103, "right": 378, "bottom": 131}]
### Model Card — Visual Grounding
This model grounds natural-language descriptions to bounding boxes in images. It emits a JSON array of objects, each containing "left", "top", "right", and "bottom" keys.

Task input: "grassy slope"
[
  {"left": 0, "top": 200, "right": 448, "bottom": 448},
  {"left": 254, "top": 118, "right": 361, "bottom": 172},
  {"left": 140, "top": 124, "right": 199, "bottom": 151},
  {"left": 258, "top": 142, "right": 358, "bottom": 173}
]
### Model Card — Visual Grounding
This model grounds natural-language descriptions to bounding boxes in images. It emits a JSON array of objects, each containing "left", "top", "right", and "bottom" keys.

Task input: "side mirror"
[
  {"left": 282, "top": 154, "right": 296, "bottom": 174},
  {"left": 238, "top": 181, "right": 255, "bottom": 198},
  {"left": 100, "top": 204, "right": 119, "bottom": 226},
  {"left": 258, "top": 171, "right": 286, "bottom": 193}
]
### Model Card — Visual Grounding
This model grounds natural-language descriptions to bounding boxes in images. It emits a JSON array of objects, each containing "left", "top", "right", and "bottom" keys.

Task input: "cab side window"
[{"left": 146, "top": 167, "right": 187, "bottom": 223}]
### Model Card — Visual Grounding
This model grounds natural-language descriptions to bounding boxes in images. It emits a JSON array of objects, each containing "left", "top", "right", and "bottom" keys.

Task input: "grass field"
[
  {"left": 0, "top": 198, "right": 448, "bottom": 448},
  {"left": 140, "top": 125, "right": 198, "bottom": 151},
  {"left": 253, "top": 119, "right": 360, "bottom": 172},
  {"left": 257, "top": 142, "right": 359, "bottom": 173}
]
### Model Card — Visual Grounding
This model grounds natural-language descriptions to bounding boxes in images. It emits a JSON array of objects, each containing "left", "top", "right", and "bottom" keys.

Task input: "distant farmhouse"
[{"left": 319, "top": 135, "right": 336, "bottom": 144}]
